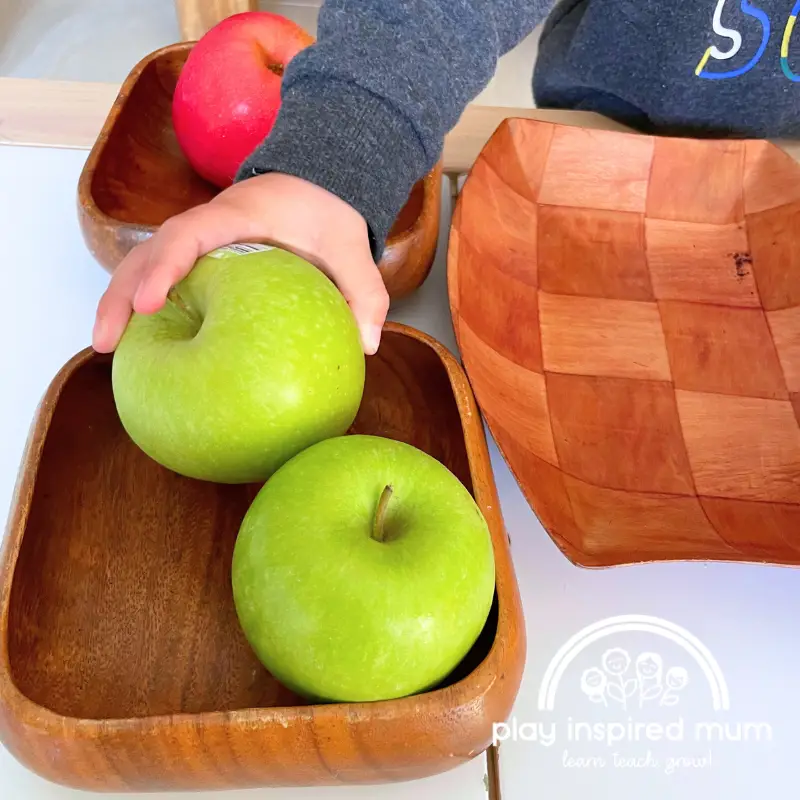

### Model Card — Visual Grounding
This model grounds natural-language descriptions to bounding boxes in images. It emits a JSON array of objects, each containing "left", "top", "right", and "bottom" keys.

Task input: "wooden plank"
[
  {"left": 442, "top": 105, "right": 633, "bottom": 175},
  {"left": 174, "top": 0, "right": 257, "bottom": 41},
  {"left": 2, "top": 76, "right": 799, "bottom": 172},
  {"left": 0, "top": 78, "right": 119, "bottom": 151},
  {"left": 0, "top": 76, "right": 632, "bottom": 165}
]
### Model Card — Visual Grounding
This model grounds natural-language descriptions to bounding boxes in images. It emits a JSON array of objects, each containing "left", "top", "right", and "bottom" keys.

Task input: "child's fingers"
[
  {"left": 132, "top": 215, "right": 204, "bottom": 315},
  {"left": 92, "top": 242, "right": 151, "bottom": 352},
  {"left": 326, "top": 249, "right": 390, "bottom": 355},
  {"left": 133, "top": 204, "right": 260, "bottom": 314}
]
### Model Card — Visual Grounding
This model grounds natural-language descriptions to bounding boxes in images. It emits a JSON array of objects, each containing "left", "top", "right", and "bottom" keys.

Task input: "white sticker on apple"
[{"left": 208, "top": 243, "right": 275, "bottom": 259}]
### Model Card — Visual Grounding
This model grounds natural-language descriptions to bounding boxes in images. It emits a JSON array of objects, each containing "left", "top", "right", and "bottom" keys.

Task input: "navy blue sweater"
[{"left": 237, "top": 0, "right": 800, "bottom": 258}]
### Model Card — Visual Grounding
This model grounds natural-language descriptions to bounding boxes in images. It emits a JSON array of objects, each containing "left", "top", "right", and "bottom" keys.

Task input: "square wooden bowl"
[
  {"left": 77, "top": 43, "right": 442, "bottom": 301},
  {"left": 0, "top": 322, "right": 525, "bottom": 792}
]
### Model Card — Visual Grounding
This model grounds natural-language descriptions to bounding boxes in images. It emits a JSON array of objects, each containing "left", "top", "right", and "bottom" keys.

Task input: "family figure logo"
[
  {"left": 493, "top": 615, "right": 772, "bottom": 774},
  {"left": 538, "top": 614, "right": 728, "bottom": 713},
  {"left": 579, "top": 649, "right": 689, "bottom": 710}
]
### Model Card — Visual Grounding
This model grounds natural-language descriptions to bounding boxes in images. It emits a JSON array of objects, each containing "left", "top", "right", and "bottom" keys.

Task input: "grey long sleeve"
[{"left": 235, "top": 0, "right": 554, "bottom": 260}]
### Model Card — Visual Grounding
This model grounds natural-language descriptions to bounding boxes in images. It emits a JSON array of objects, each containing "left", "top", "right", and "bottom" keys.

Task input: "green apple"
[
  {"left": 231, "top": 433, "right": 496, "bottom": 703},
  {"left": 111, "top": 245, "right": 365, "bottom": 483}
]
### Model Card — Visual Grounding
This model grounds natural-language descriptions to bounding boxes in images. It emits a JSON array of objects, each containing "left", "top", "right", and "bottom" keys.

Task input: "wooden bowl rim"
[
  {"left": 0, "top": 321, "right": 523, "bottom": 733},
  {"left": 446, "top": 111, "right": 799, "bottom": 361},
  {"left": 447, "top": 113, "right": 792, "bottom": 189},
  {"left": 77, "top": 41, "right": 440, "bottom": 250},
  {"left": 75, "top": 42, "right": 184, "bottom": 239}
]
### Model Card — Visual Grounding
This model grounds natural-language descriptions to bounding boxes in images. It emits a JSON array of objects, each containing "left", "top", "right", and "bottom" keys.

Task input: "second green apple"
[{"left": 231, "top": 434, "right": 496, "bottom": 703}]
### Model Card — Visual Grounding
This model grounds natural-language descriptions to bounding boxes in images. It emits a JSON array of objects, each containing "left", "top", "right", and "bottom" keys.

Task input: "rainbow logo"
[{"left": 537, "top": 614, "right": 731, "bottom": 712}]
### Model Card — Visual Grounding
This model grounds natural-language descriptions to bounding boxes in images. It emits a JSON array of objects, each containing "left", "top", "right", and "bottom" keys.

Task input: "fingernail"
[
  {"left": 363, "top": 324, "right": 382, "bottom": 355},
  {"left": 92, "top": 319, "right": 106, "bottom": 351}
]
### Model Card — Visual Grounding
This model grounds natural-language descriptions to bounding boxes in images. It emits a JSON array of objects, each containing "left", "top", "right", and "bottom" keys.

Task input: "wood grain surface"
[
  {"left": 0, "top": 322, "right": 525, "bottom": 792},
  {"left": 449, "top": 117, "right": 800, "bottom": 568}
]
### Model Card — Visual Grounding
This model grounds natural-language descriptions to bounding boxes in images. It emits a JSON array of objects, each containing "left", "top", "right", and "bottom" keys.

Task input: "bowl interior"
[
  {"left": 449, "top": 118, "right": 800, "bottom": 567},
  {"left": 7, "top": 330, "right": 496, "bottom": 720},
  {"left": 90, "top": 46, "right": 423, "bottom": 239}
]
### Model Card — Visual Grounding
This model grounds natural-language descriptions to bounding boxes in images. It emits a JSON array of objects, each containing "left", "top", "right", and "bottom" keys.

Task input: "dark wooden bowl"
[
  {"left": 449, "top": 117, "right": 800, "bottom": 568},
  {"left": 0, "top": 322, "right": 524, "bottom": 792},
  {"left": 77, "top": 43, "right": 441, "bottom": 301}
]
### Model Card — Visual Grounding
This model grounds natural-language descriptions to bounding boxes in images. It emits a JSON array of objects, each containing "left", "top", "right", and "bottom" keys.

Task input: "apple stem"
[
  {"left": 371, "top": 485, "right": 393, "bottom": 543},
  {"left": 166, "top": 286, "right": 199, "bottom": 328}
]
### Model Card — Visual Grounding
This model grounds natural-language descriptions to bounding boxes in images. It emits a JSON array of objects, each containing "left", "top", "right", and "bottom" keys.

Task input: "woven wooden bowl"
[
  {"left": 0, "top": 323, "right": 524, "bottom": 792},
  {"left": 448, "top": 118, "right": 800, "bottom": 568},
  {"left": 77, "top": 43, "right": 441, "bottom": 301}
]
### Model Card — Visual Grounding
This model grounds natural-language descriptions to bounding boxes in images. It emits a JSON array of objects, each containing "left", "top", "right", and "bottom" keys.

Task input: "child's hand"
[{"left": 91, "top": 173, "right": 389, "bottom": 355}]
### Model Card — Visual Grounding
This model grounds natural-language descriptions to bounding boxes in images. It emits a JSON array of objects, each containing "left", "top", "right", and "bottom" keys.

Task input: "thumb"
[{"left": 327, "top": 255, "right": 390, "bottom": 356}]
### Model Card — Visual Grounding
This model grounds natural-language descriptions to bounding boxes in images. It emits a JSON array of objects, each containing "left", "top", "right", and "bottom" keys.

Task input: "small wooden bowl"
[
  {"left": 449, "top": 117, "right": 800, "bottom": 568},
  {"left": 77, "top": 43, "right": 441, "bottom": 301},
  {"left": 0, "top": 322, "right": 524, "bottom": 792}
]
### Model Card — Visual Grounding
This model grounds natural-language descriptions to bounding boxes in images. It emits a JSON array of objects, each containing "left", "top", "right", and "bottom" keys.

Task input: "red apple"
[{"left": 172, "top": 11, "right": 314, "bottom": 188}]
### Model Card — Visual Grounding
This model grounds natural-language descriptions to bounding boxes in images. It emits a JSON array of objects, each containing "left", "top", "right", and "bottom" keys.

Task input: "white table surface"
[{"left": 1, "top": 143, "right": 798, "bottom": 799}]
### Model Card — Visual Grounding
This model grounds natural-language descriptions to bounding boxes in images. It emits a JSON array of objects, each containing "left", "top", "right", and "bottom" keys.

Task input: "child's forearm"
[{"left": 235, "top": 0, "right": 554, "bottom": 259}]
